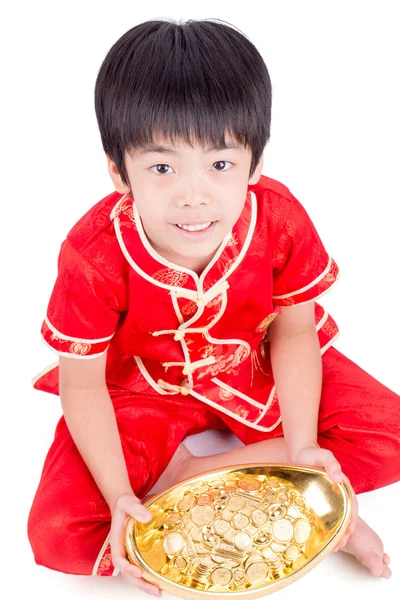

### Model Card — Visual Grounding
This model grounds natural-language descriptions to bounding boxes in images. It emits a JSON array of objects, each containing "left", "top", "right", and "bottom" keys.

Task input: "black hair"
[{"left": 94, "top": 18, "right": 272, "bottom": 187}]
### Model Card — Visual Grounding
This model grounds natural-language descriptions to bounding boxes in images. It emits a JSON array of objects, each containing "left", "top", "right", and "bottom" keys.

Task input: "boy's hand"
[
  {"left": 110, "top": 493, "right": 162, "bottom": 597},
  {"left": 291, "top": 446, "right": 358, "bottom": 551}
]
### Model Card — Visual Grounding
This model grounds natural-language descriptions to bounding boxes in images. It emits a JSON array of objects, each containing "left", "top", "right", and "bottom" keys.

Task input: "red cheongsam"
[{"left": 27, "top": 175, "right": 400, "bottom": 577}]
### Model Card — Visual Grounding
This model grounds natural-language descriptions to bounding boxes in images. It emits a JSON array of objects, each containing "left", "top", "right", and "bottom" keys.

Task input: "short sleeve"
[
  {"left": 40, "top": 239, "right": 120, "bottom": 358},
  {"left": 271, "top": 194, "right": 339, "bottom": 307}
]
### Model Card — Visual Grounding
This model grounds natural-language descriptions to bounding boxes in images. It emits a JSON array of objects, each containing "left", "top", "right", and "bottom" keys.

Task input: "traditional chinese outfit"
[{"left": 28, "top": 175, "right": 400, "bottom": 576}]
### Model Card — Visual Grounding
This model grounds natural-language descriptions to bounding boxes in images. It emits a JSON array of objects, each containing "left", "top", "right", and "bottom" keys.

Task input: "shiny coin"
[
  {"left": 167, "top": 565, "right": 181, "bottom": 580},
  {"left": 210, "top": 553, "right": 226, "bottom": 564},
  {"left": 210, "top": 479, "right": 226, "bottom": 488},
  {"left": 251, "top": 509, "right": 268, "bottom": 527},
  {"left": 223, "top": 485, "right": 238, "bottom": 493},
  {"left": 270, "top": 541, "right": 288, "bottom": 552},
  {"left": 164, "top": 512, "right": 180, "bottom": 527},
  {"left": 246, "top": 561, "right": 270, "bottom": 583},
  {"left": 232, "top": 513, "right": 249, "bottom": 529},
  {"left": 190, "top": 505, "right": 214, "bottom": 526},
  {"left": 268, "top": 503, "right": 287, "bottom": 520},
  {"left": 277, "top": 492, "right": 289, "bottom": 503},
  {"left": 284, "top": 543, "right": 300, "bottom": 562},
  {"left": 226, "top": 496, "right": 245, "bottom": 511},
  {"left": 222, "top": 508, "right": 234, "bottom": 521},
  {"left": 163, "top": 532, "right": 184, "bottom": 555},
  {"left": 294, "top": 496, "right": 306, "bottom": 508},
  {"left": 177, "top": 494, "right": 196, "bottom": 511},
  {"left": 272, "top": 518, "right": 294, "bottom": 543},
  {"left": 194, "top": 543, "right": 210, "bottom": 554},
  {"left": 293, "top": 519, "right": 311, "bottom": 544},
  {"left": 233, "top": 568, "right": 245, "bottom": 580},
  {"left": 213, "top": 519, "right": 231, "bottom": 536},
  {"left": 175, "top": 556, "right": 187, "bottom": 570},
  {"left": 196, "top": 485, "right": 210, "bottom": 494},
  {"left": 254, "top": 531, "right": 271, "bottom": 545},
  {"left": 262, "top": 547, "right": 276, "bottom": 559},
  {"left": 234, "top": 531, "right": 252, "bottom": 550},
  {"left": 210, "top": 566, "right": 232, "bottom": 586},
  {"left": 197, "top": 493, "right": 212, "bottom": 505},
  {"left": 190, "top": 525, "right": 202, "bottom": 542},
  {"left": 245, "top": 553, "right": 264, "bottom": 567},
  {"left": 199, "top": 555, "right": 214, "bottom": 567},
  {"left": 238, "top": 478, "right": 262, "bottom": 491}
]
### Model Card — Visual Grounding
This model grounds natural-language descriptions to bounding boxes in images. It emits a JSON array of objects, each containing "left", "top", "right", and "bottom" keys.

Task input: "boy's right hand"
[{"left": 110, "top": 493, "right": 162, "bottom": 597}]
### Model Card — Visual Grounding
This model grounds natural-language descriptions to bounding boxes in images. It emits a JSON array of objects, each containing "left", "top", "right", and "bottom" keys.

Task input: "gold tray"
[{"left": 125, "top": 463, "right": 352, "bottom": 598}]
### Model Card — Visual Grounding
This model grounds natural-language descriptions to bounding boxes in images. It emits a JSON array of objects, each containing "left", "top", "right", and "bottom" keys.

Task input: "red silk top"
[{"left": 32, "top": 175, "right": 339, "bottom": 433}]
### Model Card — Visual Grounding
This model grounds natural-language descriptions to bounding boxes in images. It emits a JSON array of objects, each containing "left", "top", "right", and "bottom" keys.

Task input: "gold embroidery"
[
  {"left": 197, "top": 345, "right": 250, "bottom": 379},
  {"left": 255, "top": 311, "right": 280, "bottom": 333},
  {"left": 152, "top": 269, "right": 189, "bottom": 287},
  {"left": 69, "top": 342, "right": 91, "bottom": 355},
  {"left": 226, "top": 232, "right": 239, "bottom": 246},
  {"left": 219, "top": 388, "right": 235, "bottom": 401}
]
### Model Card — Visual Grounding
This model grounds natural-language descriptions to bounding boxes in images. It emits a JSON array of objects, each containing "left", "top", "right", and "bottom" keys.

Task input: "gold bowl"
[{"left": 125, "top": 463, "right": 352, "bottom": 598}]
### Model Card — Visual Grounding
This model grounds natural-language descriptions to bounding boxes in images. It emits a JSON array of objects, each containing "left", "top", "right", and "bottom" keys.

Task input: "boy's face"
[{"left": 107, "top": 132, "right": 263, "bottom": 273}]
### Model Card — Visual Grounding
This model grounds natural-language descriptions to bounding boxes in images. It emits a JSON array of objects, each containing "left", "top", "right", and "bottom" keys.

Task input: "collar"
[{"left": 111, "top": 189, "right": 257, "bottom": 297}]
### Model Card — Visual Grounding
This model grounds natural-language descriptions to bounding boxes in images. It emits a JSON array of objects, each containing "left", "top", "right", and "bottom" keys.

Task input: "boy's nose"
[{"left": 175, "top": 191, "right": 212, "bottom": 208}]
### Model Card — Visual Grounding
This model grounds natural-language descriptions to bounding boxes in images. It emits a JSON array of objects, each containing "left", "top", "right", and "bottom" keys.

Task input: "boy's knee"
[{"left": 27, "top": 498, "right": 101, "bottom": 575}]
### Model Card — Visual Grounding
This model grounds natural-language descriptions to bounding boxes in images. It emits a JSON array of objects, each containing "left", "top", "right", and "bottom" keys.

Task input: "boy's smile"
[{"left": 107, "top": 132, "right": 263, "bottom": 274}]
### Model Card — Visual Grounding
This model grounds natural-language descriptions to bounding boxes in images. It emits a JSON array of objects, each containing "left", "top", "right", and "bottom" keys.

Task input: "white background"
[{"left": 1, "top": 1, "right": 399, "bottom": 598}]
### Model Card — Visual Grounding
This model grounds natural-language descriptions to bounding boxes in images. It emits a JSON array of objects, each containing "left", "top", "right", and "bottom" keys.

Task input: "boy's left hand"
[{"left": 291, "top": 445, "right": 358, "bottom": 551}]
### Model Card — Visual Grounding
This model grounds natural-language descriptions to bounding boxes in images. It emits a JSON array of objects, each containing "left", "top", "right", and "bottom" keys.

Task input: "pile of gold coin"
[{"left": 127, "top": 472, "right": 317, "bottom": 592}]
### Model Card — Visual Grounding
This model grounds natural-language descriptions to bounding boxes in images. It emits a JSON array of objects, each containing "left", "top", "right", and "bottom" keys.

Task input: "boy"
[{"left": 28, "top": 18, "right": 399, "bottom": 597}]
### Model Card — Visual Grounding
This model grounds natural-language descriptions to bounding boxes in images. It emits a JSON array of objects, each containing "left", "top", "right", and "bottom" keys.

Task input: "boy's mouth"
[{"left": 173, "top": 221, "right": 216, "bottom": 239}]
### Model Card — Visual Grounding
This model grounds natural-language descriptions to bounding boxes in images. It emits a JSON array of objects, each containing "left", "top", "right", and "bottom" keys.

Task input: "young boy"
[{"left": 28, "top": 18, "right": 399, "bottom": 597}]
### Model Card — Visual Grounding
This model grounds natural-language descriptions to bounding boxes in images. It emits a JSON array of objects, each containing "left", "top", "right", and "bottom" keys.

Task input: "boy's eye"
[{"left": 150, "top": 161, "right": 233, "bottom": 175}]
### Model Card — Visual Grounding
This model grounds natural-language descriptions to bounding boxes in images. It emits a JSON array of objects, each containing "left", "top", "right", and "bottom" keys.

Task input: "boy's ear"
[
  {"left": 248, "top": 153, "right": 264, "bottom": 185},
  {"left": 106, "top": 155, "right": 131, "bottom": 194}
]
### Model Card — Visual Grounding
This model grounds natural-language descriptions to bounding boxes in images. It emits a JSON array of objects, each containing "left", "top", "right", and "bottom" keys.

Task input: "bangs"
[{"left": 95, "top": 19, "right": 271, "bottom": 184}]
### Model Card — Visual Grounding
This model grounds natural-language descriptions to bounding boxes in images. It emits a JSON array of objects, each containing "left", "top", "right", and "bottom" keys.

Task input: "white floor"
[{"left": 17, "top": 426, "right": 399, "bottom": 600}]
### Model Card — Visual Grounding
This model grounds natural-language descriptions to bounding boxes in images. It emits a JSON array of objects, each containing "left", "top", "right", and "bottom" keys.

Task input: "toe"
[
  {"left": 382, "top": 553, "right": 390, "bottom": 565},
  {"left": 361, "top": 551, "right": 384, "bottom": 577},
  {"left": 382, "top": 565, "right": 392, "bottom": 579}
]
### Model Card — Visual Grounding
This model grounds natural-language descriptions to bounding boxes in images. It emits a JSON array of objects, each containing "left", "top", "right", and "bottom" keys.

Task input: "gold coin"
[
  {"left": 246, "top": 524, "right": 259, "bottom": 536},
  {"left": 254, "top": 531, "right": 271, "bottom": 545},
  {"left": 293, "top": 519, "right": 311, "bottom": 544},
  {"left": 222, "top": 508, "right": 234, "bottom": 521},
  {"left": 210, "top": 553, "right": 226, "bottom": 564},
  {"left": 199, "top": 555, "right": 214, "bottom": 567},
  {"left": 238, "top": 478, "right": 262, "bottom": 491},
  {"left": 262, "top": 546, "right": 276, "bottom": 559},
  {"left": 223, "top": 485, "right": 238, "bottom": 493},
  {"left": 277, "top": 492, "right": 289, "bottom": 503},
  {"left": 226, "top": 496, "right": 245, "bottom": 511},
  {"left": 190, "top": 525, "right": 202, "bottom": 542},
  {"left": 194, "top": 542, "right": 210, "bottom": 554},
  {"left": 246, "top": 561, "right": 270, "bottom": 583},
  {"left": 196, "top": 485, "right": 210, "bottom": 494},
  {"left": 284, "top": 543, "right": 300, "bottom": 562},
  {"left": 197, "top": 493, "right": 212, "bottom": 505},
  {"left": 251, "top": 509, "right": 268, "bottom": 527},
  {"left": 233, "top": 513, "right": 249, "bottom": 529},
  {"left": 177, "top": 494, "right": 196, "bottom": 511},
  {"left": 175, "top": 556, "right": 187, "bottom": 570},
  {"left": 270, "top": 541, "right": 288, "bottom": 553},
  {"left": 245, "top": 553, "right": 264, "bottom": 567},
  {"left": 233, "top": 568, "right": 245, "bottom": 580},
  {"left": 167, "top": 565, "right": 181, "bottom": 581},
  {"left": 234, "top": 531, "right": 252, "bottom": 550},
  {"left": 190, "top": 505, "right": 214, "bottom": 526},
  {"left": 210, "top": 479, "right": 226, "bottom": 488},
  {"left": 272, "top": 518, "right": 294, "bottom": 543},
  {"left": 164, "top": 512, "right": 180, "bottom": 527},
  {"left": 210, "top": 566, "right": 232, "bottom": 586},
  {"left": 213, "top": 519, "right": 231, "bottom": 536},
  {"left": 268, "top": 503, "right": 287, "bottom": 520},
  {"left": 163, "top": 532, "right": 184, "bottom": 555},
  {"left": 294, "top": 496, "right": 305, "bottom": 508}
]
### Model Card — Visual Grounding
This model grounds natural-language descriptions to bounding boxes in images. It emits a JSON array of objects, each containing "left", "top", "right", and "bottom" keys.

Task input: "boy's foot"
[
  {"left": 143, "top": 442, "right": 194, "bottom": 499},
  {"left": 339, "top": 516, "right": 391, "bottom": 578}
]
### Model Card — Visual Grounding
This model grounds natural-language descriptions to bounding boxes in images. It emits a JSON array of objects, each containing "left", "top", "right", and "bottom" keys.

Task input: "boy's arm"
[
  {"left": 268, "top": 302, "right": 322, "bottom": 461},
  {"left": 59, "top": 352, "right": 134, "bottom": 512}
]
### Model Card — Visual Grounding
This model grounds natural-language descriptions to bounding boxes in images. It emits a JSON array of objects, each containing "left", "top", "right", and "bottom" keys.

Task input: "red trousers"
[{"left": 27, "top": 346, "right": 400, "bottom": 576}]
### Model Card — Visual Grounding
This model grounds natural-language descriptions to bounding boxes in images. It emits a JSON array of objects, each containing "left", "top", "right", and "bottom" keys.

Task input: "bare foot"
[
  {"left": 339, "top": 516, "right": 391, "bottom": 578},
  {"left": 143, "top": 442, "right": 194, "bottom": 501}
]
